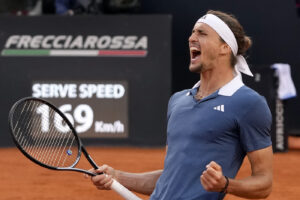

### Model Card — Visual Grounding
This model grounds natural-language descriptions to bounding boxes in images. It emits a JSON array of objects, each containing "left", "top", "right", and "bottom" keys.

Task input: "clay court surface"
[{"left": 0, "top": 147, "right": 299, "bottom": 200}]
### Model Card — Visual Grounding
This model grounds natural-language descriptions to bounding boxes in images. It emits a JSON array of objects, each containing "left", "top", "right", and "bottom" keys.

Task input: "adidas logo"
[{"left": 214, "top": 105, "right": 224, "bottom": 112}]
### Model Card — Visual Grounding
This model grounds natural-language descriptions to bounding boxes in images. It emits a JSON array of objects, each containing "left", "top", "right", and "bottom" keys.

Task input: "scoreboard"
[{"left": 32, "top": 81, "right": 128, "bottom": 138}]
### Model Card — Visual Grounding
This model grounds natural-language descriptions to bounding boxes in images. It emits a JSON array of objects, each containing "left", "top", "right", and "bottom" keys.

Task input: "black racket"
[{"left": 8, "top": 97, "right": 141, "bottom": 200}]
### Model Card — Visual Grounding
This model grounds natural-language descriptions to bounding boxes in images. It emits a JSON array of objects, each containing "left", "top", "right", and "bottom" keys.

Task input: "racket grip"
[{"left": 111, "top": 179, "right": 142, "bottom": 200}]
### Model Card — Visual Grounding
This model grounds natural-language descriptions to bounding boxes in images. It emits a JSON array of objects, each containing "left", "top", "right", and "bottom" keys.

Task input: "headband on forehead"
[{"left": 197, "top": 14, "right": 253, "bottom": 77}]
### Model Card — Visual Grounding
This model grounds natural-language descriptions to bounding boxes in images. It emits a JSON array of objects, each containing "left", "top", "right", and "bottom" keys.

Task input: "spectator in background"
[
  {"left": 55, "top": 0, "right": 103, "bottom": 15},
  {"left": 0, "top": 0, "right": 49, "bottom": 16}
]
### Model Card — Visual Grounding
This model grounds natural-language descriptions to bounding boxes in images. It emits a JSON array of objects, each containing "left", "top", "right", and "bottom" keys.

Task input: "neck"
[{"left": 196, "top": 63, "right": 234, "bottom": 99}]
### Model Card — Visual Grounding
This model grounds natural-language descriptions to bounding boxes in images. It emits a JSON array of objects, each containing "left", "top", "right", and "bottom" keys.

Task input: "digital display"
[{"left": 31, "top": 81, "right": 128, "bottom": 138}]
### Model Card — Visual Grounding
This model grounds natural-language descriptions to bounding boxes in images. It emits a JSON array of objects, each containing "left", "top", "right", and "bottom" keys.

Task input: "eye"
[{"left": 198, "top": 31, "right": 207, "bottom": 36}]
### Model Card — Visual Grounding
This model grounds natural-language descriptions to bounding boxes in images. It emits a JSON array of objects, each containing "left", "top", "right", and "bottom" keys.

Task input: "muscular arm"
[
  {"left": 115, "top": 170, "right": 163, "bottom": 195},
  {"left": 115, "top": 146, "right": 168, "bottom": 195},
  {"left": 201, "top": 146, "right": 273, "bottom": 199},
  {"left": 226, "top": 146, "right": 273, "bottom": 198},
  {"left": 89, "top": 146, "right": 167, "bottom": 195}
]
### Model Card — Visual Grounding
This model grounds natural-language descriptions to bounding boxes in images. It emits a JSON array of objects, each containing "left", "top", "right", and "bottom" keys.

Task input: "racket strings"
[
  {"left": 24, "top": 102, "right": 46, "bottom": 157},
  {"left": 11, "top": 100, "right": 79, "bottom": 168},
  {"left": 20, "top": 101, "right": 51, "bottom": 161},
  {"left": 49, "top": 114, "right": 74, "bottom": 167},
  {"left": 40, "top": 111, "right": 63, "bottom": 165},
  {"left": 17, "top": 101, "right": 41, "bottom": 151},
  {"left": 34, "top": 107, "right": 63, "bottom": 165}
]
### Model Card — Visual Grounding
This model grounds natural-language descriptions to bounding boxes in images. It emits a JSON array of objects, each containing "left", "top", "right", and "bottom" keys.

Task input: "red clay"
[{"left": 0, "top": 147, "right": 299, "bottom": 200}]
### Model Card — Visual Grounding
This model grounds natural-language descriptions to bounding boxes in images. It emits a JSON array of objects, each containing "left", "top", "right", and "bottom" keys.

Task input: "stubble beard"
[{"left": 189, "top": 62, "right": 203, "bottom": 74}]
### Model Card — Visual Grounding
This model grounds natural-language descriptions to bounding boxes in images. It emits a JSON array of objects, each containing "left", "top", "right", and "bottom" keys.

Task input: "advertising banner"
[{"left": 0, "top": 15, "right": 171, "bottom": 146}]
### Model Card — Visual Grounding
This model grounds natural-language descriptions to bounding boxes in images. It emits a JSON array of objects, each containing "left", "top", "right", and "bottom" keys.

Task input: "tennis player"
[{"left": 87, "top": 10, "right": 273, "bottom": 200}]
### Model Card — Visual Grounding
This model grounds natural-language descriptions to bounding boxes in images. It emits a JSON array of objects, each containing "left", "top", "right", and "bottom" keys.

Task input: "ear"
[{"left": 220, "top": 43, "right": 231, "bottom": 55}]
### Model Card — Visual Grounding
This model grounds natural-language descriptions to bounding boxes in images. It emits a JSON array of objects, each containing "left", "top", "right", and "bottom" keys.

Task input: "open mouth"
[{"left": 190, "top": 48, "right": 201, "bottom": 60}]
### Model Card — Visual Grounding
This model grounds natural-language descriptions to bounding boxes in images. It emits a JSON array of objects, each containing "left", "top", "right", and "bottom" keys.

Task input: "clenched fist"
[{"left": 200, "top": 161, "right": 228, "bottom": 193}]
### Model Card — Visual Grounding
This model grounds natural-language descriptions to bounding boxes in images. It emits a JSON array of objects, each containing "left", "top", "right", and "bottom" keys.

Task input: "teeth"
[{"left": 190, "top": 47, "right": 199, "bottom": 51}]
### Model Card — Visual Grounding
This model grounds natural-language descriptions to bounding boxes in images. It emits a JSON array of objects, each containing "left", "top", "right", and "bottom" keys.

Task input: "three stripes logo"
[{"left": 214, "top": 104, "right": 224, "bottom": 112}]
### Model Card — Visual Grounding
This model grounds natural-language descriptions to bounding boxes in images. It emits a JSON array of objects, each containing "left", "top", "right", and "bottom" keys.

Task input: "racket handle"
[{"left": 111, "top": 179, "right": 142, "bottom": 200}]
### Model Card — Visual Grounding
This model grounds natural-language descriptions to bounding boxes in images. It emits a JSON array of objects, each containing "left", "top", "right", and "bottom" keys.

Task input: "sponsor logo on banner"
[{"left": 2, "top": 35, "right": 148, "bottom": 57}]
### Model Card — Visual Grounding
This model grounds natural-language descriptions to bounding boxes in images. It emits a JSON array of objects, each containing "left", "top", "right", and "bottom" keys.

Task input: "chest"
[{"left": 167, "top": 97, "right": 239, "bottom": 145}]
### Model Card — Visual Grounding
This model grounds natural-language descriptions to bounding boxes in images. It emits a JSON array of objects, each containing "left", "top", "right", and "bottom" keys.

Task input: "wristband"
[{"left": 220, "top": 176, "right": 229, "bottom": 194}]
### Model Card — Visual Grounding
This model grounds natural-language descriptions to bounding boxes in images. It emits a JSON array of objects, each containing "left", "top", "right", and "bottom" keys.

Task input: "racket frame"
[{"left": 8, "top": 97, "right": 98, "bottom": 176}]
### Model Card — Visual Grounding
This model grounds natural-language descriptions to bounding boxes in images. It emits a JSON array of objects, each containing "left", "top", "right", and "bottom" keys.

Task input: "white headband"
[{"left": 197, "top": 14, "right": 253, "bottom": 77}]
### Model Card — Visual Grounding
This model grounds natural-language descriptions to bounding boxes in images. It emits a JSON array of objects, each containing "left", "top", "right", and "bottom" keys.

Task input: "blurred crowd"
[
  {"left": 0, "top": 0, "right": 141, "bottom": 16},
  {"left": 1, "top": 0, "right": 299, "bottom": 17}
]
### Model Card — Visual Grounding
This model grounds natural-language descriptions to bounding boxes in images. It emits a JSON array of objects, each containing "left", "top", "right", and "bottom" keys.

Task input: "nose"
[{"left": 188, "top": 32, "right": 197, "bottom": 43}]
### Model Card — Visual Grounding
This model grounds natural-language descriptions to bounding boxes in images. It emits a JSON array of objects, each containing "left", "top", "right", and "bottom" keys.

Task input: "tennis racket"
[{"left": 8, "top": 97, "right": 142, "bottom": 200}]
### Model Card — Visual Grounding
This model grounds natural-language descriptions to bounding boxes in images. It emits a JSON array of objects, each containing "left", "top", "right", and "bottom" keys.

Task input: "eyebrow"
[{"left": 192, "top": 28, "right": 207, "bottom": 34}]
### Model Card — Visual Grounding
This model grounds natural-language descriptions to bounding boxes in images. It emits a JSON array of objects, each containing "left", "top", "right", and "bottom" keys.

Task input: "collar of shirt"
[{"left": 186, "top": 75, "right": 244, "bottom": 97}]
